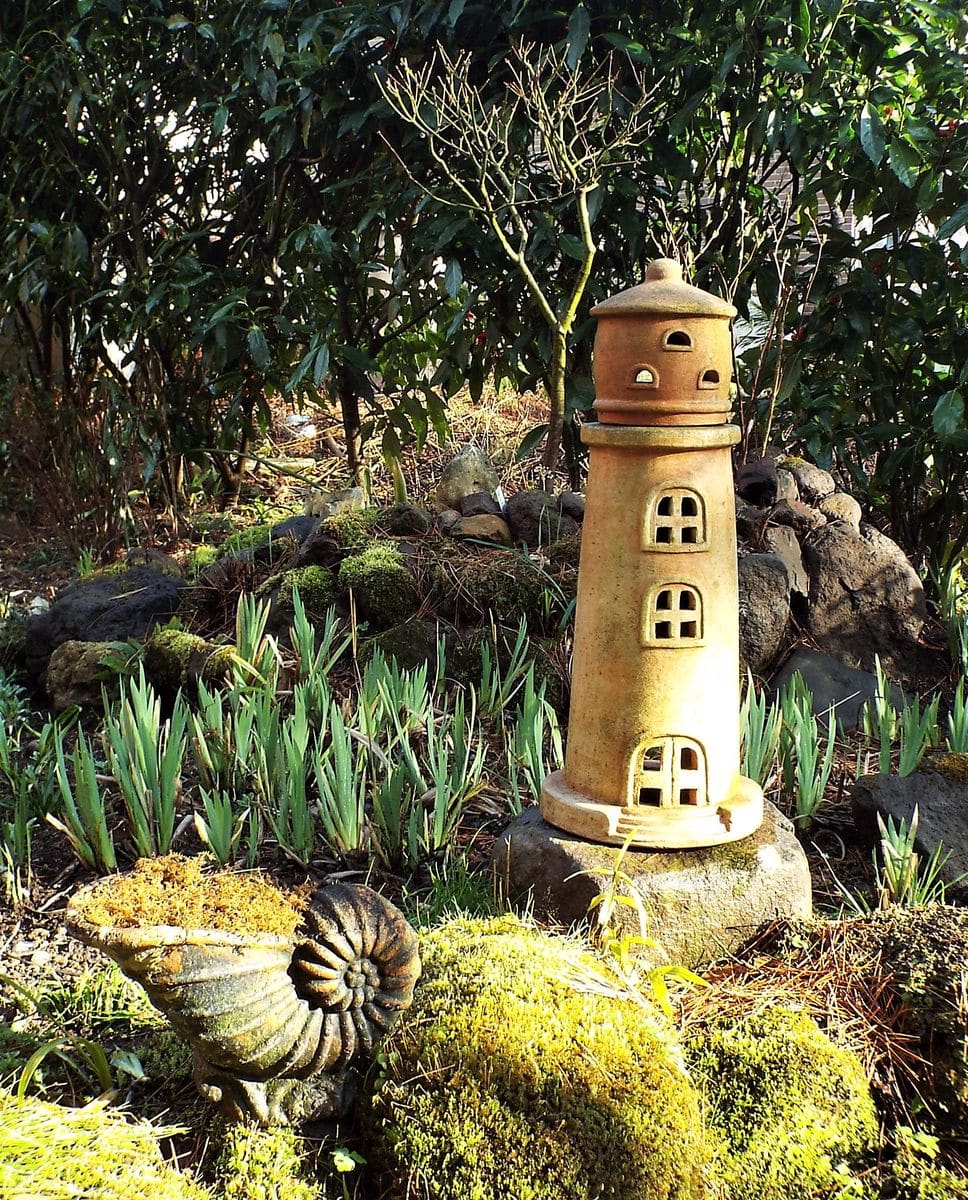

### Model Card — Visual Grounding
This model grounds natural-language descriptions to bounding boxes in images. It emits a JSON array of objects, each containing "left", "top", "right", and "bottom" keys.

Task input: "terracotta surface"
[
  {"left": 591, "top": 259, "right": 736, "bottom": 426},
  {"left": 541, "top": 260, "right": 763, "bottom": 848}
]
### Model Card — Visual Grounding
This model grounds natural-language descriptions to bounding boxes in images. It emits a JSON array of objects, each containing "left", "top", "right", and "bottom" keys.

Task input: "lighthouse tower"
[{"left": 540, "top": 259, "right": 764, "bottom": 849}]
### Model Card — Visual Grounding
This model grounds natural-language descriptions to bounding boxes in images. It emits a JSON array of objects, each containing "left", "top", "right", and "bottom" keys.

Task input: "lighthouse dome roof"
[{"left": 590, "top": 259, "right": 736, "bottom": 319}]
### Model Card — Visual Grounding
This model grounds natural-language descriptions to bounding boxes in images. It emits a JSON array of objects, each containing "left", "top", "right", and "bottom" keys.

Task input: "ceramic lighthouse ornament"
[{"left": 540, "top": 259, "right": 764, "bottom": 849}]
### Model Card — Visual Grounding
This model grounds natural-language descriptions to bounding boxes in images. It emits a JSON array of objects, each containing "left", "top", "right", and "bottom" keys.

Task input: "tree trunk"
[
  {"left": 542, "top": 326, "right": 567, "bottom": 471},
  {"left": 338, "top": 370, "right": 363, "bottom": 485}
]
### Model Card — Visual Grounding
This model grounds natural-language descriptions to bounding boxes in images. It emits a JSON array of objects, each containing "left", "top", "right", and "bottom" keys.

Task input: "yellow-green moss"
[
  {"left": 686, "top": 1006, "right": 878, "bottom": 1200},
  {"left": 186, "top": 544, "right": 220, "bottom": 577},
  {"left": 925, "top": 752, "right": 968, "bottom": 784},
  {"left": 883, "top": 1139, "right": 968, "bottom": 1199},
  {"left": 338, "top": 542, "right": 419, "bottom": 628},
  {"left": 143, "top": 628, "right": 232, "bottom": 692},
  {"left": 221, "top": 523, "right": 275, "bottom": 557},
  {"left": 0, "top": 1088, "right": 212, "bottom": 1199},
  {"left": 258, "top": 565, "right": 337, "bottom": 619},
  {"left": 216, "top": 1124, "right": 323, "bottom": 1200},
  {"left": 361, "top": 915, "right": 712, "bottom": 1200},
  {"left": 70, "top": 854, "right": 308, "bottom": 936},
  {"left": 319, "top": 508, "right": 377, "bottom": 548},
  {"left": 77, "top": 561, "right": 128, "bottom": 584}
]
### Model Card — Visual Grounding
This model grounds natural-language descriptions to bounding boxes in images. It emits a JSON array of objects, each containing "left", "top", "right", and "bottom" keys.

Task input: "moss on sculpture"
[
  {"left": 70, "top": 854, "right": 308, "bottom": 936},
  {"left": 361, "top": 915, "right": 712, "bottom": 1200},
  {"left": 338, "top": 542, "right": 419, "bottom": 628},
  {"left": 686, "top": 1006, "right": 878, "bottom": 1200}
]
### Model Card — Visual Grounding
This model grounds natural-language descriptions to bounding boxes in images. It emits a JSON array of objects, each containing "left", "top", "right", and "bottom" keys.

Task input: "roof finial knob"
[{"left": 645, "top": 258, "right": 682, "bottom": 283}]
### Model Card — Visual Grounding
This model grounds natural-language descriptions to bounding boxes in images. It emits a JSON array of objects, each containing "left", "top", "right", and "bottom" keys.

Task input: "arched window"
[
  {"left": 663, "top": 329, "right": 693, "bottom": 351},
  {"left": 630, "top": 365, "right": 658, "bottom": 387},
  {"left": 698, "top": 368, "right": 721, "bottom": 389},
  {"left": 644, "top": 488, "right": 706, "bottom": 549},
  {"left": 631, "top": 736, "right": 707, "bottom": 807},
  {"left": 642, "top": 584, "right": 703, "bottom": 645}
]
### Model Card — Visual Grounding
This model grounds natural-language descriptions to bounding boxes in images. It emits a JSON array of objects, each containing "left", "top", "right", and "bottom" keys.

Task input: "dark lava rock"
[
  {"left": 736, "top": 459, "right": 778, "bottom": 507},
  {"left": 505, "top": 491, "right": 579, "bottom": 548},
  {"left": 380, "top": 503, "right": 434, "bottom": 536},
  {"left": 25, "top": 567, "right": 184, "bottom": 687},
  {"left": 738, "top": 554, "right": 791, "bottom": 675},
  {"left": 460, "top": 491, "right": 502, "bottom": 518}
]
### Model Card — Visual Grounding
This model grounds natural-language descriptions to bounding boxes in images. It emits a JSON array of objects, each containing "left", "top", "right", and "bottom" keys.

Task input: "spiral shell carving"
[{"left": 66, "top": 879, "right": 420, "bottom": 1087}]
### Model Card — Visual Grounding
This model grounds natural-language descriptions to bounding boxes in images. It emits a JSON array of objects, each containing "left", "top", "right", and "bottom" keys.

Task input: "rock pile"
[{"left": 18, "top": 443, "right": 943, "bottom": 719}]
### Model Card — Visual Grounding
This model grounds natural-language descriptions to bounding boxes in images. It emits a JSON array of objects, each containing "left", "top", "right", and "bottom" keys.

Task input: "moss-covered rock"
[
  {"left": 430, "top": 548, "right": 560, "bottom": 632},
  {"left": 338, "top": 542, "right": 419, "bottom": 628},
  {"left": 143, "top": 628, "right": 233, "bottom": 694},
  {"left": 831, "top": 907, "right": 968, "bottom": 1134},
  {"left": 257, "top": 565, "right": 338, "bottom": 628},
  {"left": 687, "top": 1006, "right": 878, "bottom": 1200},
  {"left": 361, "top": 915, "right": 712, "bottom": 1200},
  {"left": 45, "top": 639, "right": 120, "bottom": 711},
  {"left": 360, "top": 618, "right": 445, "bottom": 673},
  {"left": 319, "top": 508, "right": 377, "bottom": 549}
]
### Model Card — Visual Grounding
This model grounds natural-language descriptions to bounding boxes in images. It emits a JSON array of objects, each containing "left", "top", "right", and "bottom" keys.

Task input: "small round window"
[
  {"left": 698, "top": 368, "right": 721, "bottom": 389},
  {"left": 631, "top": 365, "right": 658, "bottom": 387},
  {"left": 663, "top": 330, "right": 693, "bottom": 351}
]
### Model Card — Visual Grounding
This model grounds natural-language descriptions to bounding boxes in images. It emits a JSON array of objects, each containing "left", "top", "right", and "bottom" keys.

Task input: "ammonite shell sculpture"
[{"left": 67, "top": 881, "right": 420, "bottom": 1086}]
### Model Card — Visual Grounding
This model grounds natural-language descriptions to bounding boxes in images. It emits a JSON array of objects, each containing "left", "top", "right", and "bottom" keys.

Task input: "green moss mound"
[
  {"left": 361, "top": 915, "right": 712, "bottom": 1200},
  {"left": 338, "top": 541, "right": 419, "bottom": 628},
  {"left": 0, "top": 1088, "right": 212, "bottom": 1199},
  {"left": 319, "top": 508, "right": 376, "bottom": 548},
  {"left": 216, "top": 1124, "right": 323, "bottom": 1200},
  {"left": 143, "top": 627, "right": 232, "bottom": 693},
  {"left": 687, "top": 1006, "right": 878, "bottom": 1200},
  {"left": 258, "top": 565, "right": 337, "bottom": 621}
]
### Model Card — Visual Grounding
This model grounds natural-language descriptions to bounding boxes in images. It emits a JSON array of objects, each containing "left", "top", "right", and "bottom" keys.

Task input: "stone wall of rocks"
[{"left": 20, "top": 443, "right": 946, "bottom": 714}]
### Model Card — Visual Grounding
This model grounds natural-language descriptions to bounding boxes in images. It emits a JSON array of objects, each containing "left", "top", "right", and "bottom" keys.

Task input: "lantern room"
[{"left": 539, "top": 259, "right": 764, "bottom": 849}]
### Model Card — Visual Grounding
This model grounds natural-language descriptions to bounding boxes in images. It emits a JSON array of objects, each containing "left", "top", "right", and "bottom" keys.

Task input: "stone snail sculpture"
[{"left": 67, "top": 881, "right": 421, "bottom": 1126}]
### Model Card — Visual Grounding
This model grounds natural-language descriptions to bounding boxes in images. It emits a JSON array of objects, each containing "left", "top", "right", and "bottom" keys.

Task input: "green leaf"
[
  {"left": 212, "top": 105, "right": 229, "bottom": 136},
  {"left": 938, "top": 202, "right": 968, "bottom": 240},
  {"left": 791, "top": 0, "right": 811, "bottom": 47},
  {"left": 860, "top": 104, "right": 886, "bottom": 166},
  {"left": 266, "top": 31, "right": 285, "bottom": 69},
  {"left": 444, "top": 259, "right": 462, "bottom": 298},
  {"left": 888, "top": 138, "right": 920, "bottom": 188},
  {"left": 567, "top": 6, "right": 591, "bottom": 70},
  {"left": 166, "top": 13, "right": 191, "bottom": 29},
  {"left": 247, "top": 325, "right": 270, "bottom": 368},
  {"left": 559, "top": 233, "right": 587, "bottom": 261},
  {"left": 515, "top": 424, "right": 549, "bottom": 461},
  {"left": 932, "top": 391, "right": 964, "bottom": 438},
  {"left": 312, "top": 343, "right": 330, "bottom": 386}
]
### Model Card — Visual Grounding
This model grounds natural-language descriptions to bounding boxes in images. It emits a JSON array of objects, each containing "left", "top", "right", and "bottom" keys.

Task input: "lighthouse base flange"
[{"left": 540, "top": 770, "right": 764, "bottom": 849}]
